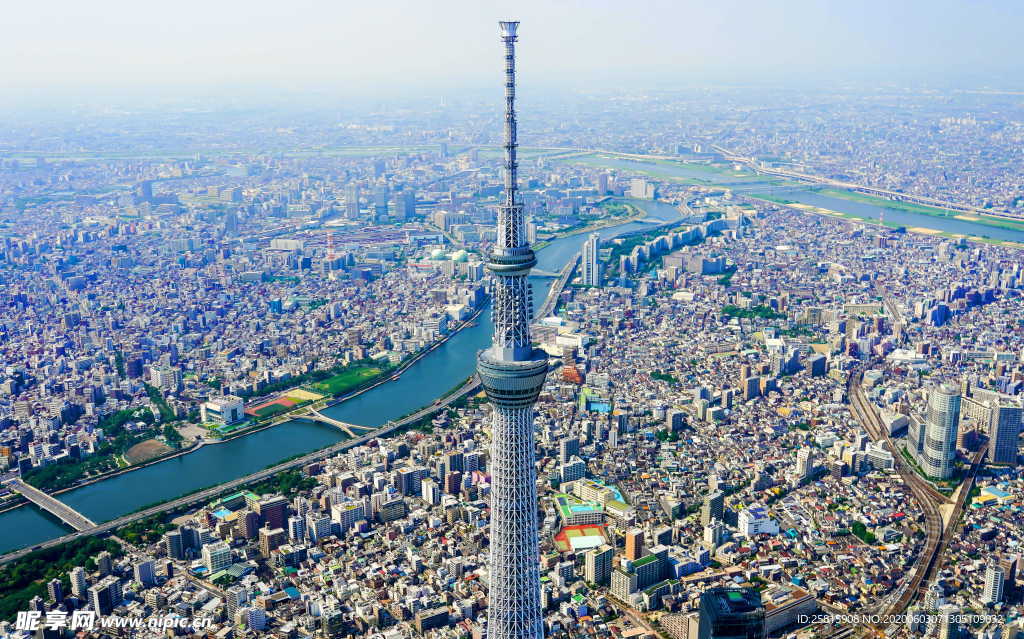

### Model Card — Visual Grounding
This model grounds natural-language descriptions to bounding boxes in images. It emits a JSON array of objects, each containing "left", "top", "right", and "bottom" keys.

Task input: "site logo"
[
  {"left": 15, "top": 610, "right": 95, "bottom": 631},
  {"left": 14, "top": 610, "right": 212, "bottom": 632}
]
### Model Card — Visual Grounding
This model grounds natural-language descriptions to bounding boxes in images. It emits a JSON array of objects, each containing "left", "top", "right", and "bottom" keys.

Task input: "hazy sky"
[{"left": 3, "top": 0, "right": 1022, "bottom": 95}]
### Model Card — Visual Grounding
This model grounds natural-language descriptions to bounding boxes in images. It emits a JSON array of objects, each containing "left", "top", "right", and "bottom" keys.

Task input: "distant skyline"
[{"left": 3, "top": 0, "right": 1023, "bottom": 99}]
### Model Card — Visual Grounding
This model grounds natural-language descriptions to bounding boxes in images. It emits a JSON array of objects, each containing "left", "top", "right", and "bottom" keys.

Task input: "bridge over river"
[
  {"left": 5, "top": 479, "right": 96, "bottom": 531},
  {"left": 292, "top": 409, "right": 372, "bottom": 437}
]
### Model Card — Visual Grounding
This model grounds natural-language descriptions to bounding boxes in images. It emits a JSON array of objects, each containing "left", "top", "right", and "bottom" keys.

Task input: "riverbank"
[
  {"left": 538, "top": 200, "right": 647, "bottom": 244},
  {"left": 10, "top": 304, "right": 487, "bottom": 504},
  {"left": 806, "top": 188, "right": 1024, "bottom": 233},
  {"left": 554, "top": 152, "right": 1024, "bottom": 245},
  {"left": 751, "top": 196, "right": 1024, "bottom": 249}
]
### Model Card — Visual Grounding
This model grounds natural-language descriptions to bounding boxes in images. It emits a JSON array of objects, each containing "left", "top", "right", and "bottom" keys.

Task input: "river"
[
  {"left": 573, "top": 156, "right": 1024, "bottom": 244},
  {"left": 0, "top": 198, "right": 684, "bottom": 554},
  {"left": 776, "top": 191, "right": 1024, "bottom": 242}
]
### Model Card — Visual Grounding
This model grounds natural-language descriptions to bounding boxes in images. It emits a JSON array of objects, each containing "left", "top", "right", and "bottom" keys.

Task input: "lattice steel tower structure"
[{"left": 478, "top": 20, "right": 548, "bottom": 639}]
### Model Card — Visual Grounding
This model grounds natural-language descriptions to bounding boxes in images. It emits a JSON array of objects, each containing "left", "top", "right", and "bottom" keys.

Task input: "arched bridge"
[{"left": 294, "top": 409, "right": 370, "bottom": 437}]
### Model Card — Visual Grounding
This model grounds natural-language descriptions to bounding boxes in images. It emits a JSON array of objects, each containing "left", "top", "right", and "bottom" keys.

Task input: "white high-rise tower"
[
  {"left": 478, "top": 20, "right": 548, "bottom": 639},
  {"left": 582, "top": 233, "right": 601, "bottom": 287}
]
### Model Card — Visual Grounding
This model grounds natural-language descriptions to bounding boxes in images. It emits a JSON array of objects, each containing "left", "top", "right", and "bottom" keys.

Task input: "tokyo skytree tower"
[{"left": 477, "top": 20, "right": 549, "bottom": 639}]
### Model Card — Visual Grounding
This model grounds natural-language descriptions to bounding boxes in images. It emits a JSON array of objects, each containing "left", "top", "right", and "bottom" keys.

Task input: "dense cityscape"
[{"left": 2, "top": 8, "right": 1024, "bottom": 639}]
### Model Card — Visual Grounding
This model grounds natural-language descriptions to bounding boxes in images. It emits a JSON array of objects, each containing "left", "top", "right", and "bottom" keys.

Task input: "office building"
[
  {"left": 697, "top": 587, "right": 766, "bottom": 639},
  {"left": 134, "top": 560, "right": 156, "bottom": 588},
  {"left": 988, "top": 401, "right": 1022, "bottom": 465},
  {"left": 346, "top": 184, "right": 360, "bottom": 219}
]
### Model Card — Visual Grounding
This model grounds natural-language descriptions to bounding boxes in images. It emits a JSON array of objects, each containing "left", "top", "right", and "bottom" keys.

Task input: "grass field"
[
  {"left": 311, "top": 365, "right": 384, "bottom": 396},
  {"left": 123, "top": 439, "right": 173, "bottom": 465},
  {"left": 285, "top": 389, "right": 325, "bottom": 402}
]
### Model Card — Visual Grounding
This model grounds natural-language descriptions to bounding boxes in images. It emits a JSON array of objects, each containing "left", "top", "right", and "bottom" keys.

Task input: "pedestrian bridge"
[
  {"left": 6, "top": 479, "right": 96, "bottom": 532},
  {"left": 295, "top": 409, "right": 371, "bottom": 438}
]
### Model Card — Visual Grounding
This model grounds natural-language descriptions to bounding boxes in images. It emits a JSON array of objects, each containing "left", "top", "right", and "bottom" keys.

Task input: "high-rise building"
[
  {"left": 697, "top": 587, "right": 766, "bottom": 639},
  {"left": 242, "top": 607, "right": 267, "bottom": 631},
  {"left": 988, "top": 401, "right": 1022, "bottom": 465},
  {"left": 922, "top": 384, "right": 961, "bottom": 480},
  {"left": 422, "top": 478, "right": 441, "bottom": 505},
  {"left": 345, "top": 184, "right": 360, "bottom": 219},
  {"left": 704, "top": 521, "right": 728, "bottom": 550},
  {"left": 223, "top": 208, "right": 239, "bottom": 235},
  {"left": 558, "top": 437, "right": 579, "bottom": 465},
  {"left": 46, "top": 578, "right": 63, "bottom": 603},
  {"left": 96, "top": 550, "right": 113, "bottom": 577},
  {"left": 582, "top": 233, "right": 601, "bottom": 287},
  {"left": 937, "top": 605, "right": 959, "bottom": 639},
  {"left": 795, "top": 448, "right": 813, "bottom": 480},
  {"left": 373, "top": 184, "right": 389, "bottom": 220},
  {"left": 983, "top": 563, "right": 1005, "bottom": 604},
  {"left": 149, "top": 366, "right": 181, "bottom": 393},
  {"left": 226, "top": 586, "right": 247, "bottom": 621},
  {"left": 259, "top": 527, "right": 286, "bottom": 556},
  {"left": 624, "top": 528, "right": 645, "bottom": 561},
  {"left": 256, "top": 496, "right": 288, "bottom": 530},
  {"left": 306, "top": 513, "right": 332, "bottom": 542},
  {"left": 287, "top": 515, "right": 305, "bottom": 542},
  {"left": 134, "top": 560, "right": 156, "bottom": 588},
  {"left": 701, "top": 490, "right": 725, "bottom": 526},
  {"left": 478, "top": 21, "right": 549, "bottom": 639},
  {"left": 401, "top": 189, "right": 417, "bottom": 219},
  {"left": 202, "top": 541, "right": 232, "bottom": 573},
  {"left": 584, "top": 544, "right": 614, "bottom": 586},
  {"left": 88, "top": 575, "right": 123, "bottom": 616},
  {"left": 70, "top": 566, "right": 88, "bottom": 599}
]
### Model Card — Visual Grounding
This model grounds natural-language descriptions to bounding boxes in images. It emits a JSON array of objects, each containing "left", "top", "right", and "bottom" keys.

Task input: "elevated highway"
[{"left": 536, "top": 255, "right": 578, "bottom": 319}]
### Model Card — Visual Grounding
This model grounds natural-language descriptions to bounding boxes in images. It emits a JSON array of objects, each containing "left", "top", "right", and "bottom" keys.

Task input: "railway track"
[{"left": 846, "top": 368, "right": 984, "bottom": 622}]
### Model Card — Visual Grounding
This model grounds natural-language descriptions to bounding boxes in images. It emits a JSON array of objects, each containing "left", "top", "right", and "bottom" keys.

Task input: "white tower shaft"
[{"left": 478, "top": 20, "right": 548, "bottom": 639}]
